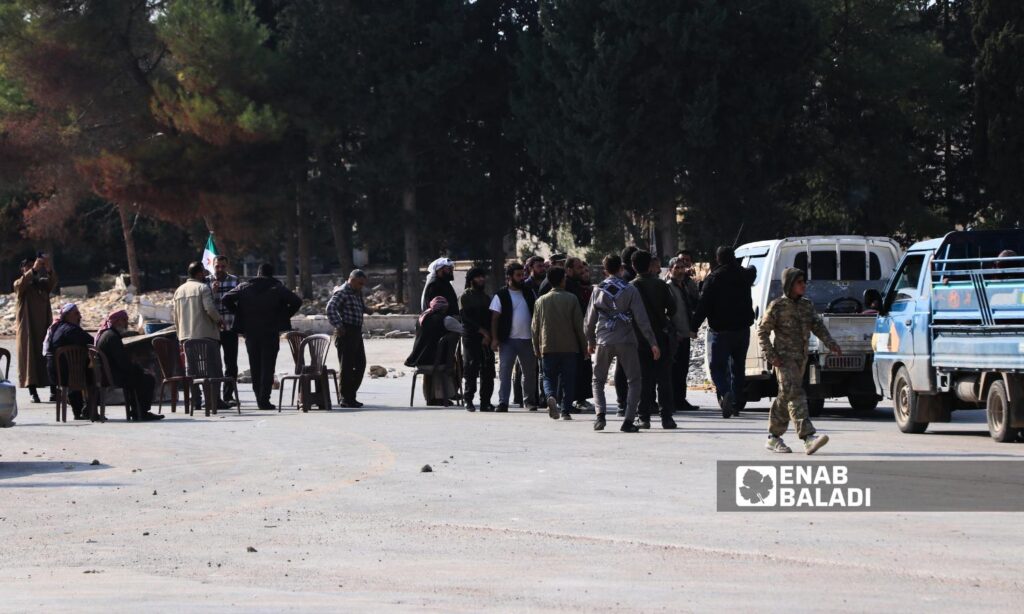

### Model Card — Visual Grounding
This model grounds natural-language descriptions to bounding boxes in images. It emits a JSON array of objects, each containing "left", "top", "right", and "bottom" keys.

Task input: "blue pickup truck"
[{"left": 872, "top": 230, "right": 1024, "bottom": 442}]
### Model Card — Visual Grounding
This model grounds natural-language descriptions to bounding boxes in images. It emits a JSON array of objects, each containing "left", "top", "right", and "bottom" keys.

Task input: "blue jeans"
[
  {"left": 707, "top": 329, "right": 749, "bottom": 406},
  {"left": 541, "top": 352, "right": 577, "bottom": 415},
  {"left": 498, "top": 339, "right": 537, "bottom": 406}
]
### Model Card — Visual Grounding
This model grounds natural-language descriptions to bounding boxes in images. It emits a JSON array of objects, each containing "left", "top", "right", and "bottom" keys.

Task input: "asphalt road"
[{"left": 1, "top": 338, "right": 1022, "bottom": 613}]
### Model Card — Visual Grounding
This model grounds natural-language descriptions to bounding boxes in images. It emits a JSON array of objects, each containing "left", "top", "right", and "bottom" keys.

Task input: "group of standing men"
[{"left": 412, "top": 248, "right": 708, "bottom": 433}]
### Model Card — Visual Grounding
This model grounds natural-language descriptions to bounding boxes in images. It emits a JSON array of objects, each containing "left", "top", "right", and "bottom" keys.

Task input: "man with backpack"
[{"left": 584, "top": 254, "right": 661, "bottom": 432}]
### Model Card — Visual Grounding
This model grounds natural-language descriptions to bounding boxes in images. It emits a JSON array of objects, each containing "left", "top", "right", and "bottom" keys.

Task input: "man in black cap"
[{"left": 459, "top": 267, "right": 495, "bottom": 411}]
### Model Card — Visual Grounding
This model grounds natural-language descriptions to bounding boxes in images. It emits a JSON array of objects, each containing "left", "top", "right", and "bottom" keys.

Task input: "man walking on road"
[
  {"left": 666, "top": 252, "right": 700, "bottom": 411},
  {"left": 223, "top": 264, "right": 302, "bottom": 410},
  {"left": 327, "top": 269, "right": 372, "bottom": 408},
  {"left": 210, "top": 256, "right": 239, "bottom": 406},
  {"left": 757, "top": 268, "right": 840, "bottom": 455},
  {"left": 692, "top": 246, "right": 755, "bottom": 418},
  {"left": 490, "top": 262, "right": 538, "bottom": 412},
  {"left": 532, "top": 267, "right": 588, "bottom": 421},
  {"left": 585, "top": 255, "right": 660, "bottom": 432},
  {"left": 630, "top": 250, "right": 677, "bottom": 430},
  {"left": 459, "top": 267, "right": 495, "bottom": 412}
]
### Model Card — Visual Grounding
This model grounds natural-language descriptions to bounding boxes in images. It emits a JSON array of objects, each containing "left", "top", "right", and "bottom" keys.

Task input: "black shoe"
[
  {"left": 560, "top": 412, "right": 573, "bottom": 421},
  {"left": 343, "top": 399, "right": 364, "bottom": 408},
  {"left": 257, "top": 402, "right": 276, "bottom": 410},
  {"left": 636, "top": 417, "right": 651, "bottom": 430},
  {"left": 594, "top": 415, "right": 606, "bottom": 431},
  {"left": 47, "top": 394, "right": 57, "bottom": 403},
  {"left": 620, "top": 421, "right": 640, "bottom": 433},
  {"left": 661, "top": 416, "right": 677, "bottom": 430},
  {"left": 678, "top": 401, "right": 699, "bottom": 411},
  {"left": 496, "top": 403, "right": 508, "bottom": 413},
  {"left": 465, "top": 401, "right": 476, "bottom": 412},
  {"left": 480, "top": 404, "right": 495, "bottom": 412},
  {"left": 529, "top": 404, "right": 539, "bottom": 412},
  {"left": 138, "top": 412, "right": 165, "bottom": 422},
  {"left": 73, "top": 414, "right": 89, "bottom": 421},
  {"left": 547, "top": 396, "right": 560, "bottom": 420},
  {"left": 216, "top": 399, "right": 231, "bottom": 410},
  {"left": 31, "top": 394, "right": 41, "bottom": 404},
  {"left": 721, "top": 392, "right": 734, "bottom": 419},
  {"left": 92, "top": 414, "right": 108, "bottom": 423},
  {"left": 616, "top": 409, "right": 626, "bottom": 417}
]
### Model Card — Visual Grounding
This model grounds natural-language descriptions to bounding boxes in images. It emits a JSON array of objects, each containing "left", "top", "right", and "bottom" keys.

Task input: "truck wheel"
[
  {"left": 848, "top": 394, "right": 880, "bottom": 413},
  {"left": 986, "top": 381, "right": 1019, "bottom": 443},
  {"left": 893, "top": 367, "right": 928, "bottom": 434},
  {"left": 808, "top": 397, "right": 825, "bottom": 417}
]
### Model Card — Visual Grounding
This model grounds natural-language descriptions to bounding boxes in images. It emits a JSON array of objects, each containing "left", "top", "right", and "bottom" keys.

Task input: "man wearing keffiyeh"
[
  {"left": 96, "top": 309, "right": 164, "bottom": 421},
  {"left": 45, "top": 303, "right": 99, "bottom": 421}
]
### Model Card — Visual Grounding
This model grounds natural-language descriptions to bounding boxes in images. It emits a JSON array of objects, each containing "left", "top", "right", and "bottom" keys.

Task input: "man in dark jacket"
[
  {"left": 459, "top": 267, "right": 495, "bottom": 411},
  {"left": 692, "top": 246, "right": 755, "bottom": 418},
  {"left": 630, "top": 250, "right": 677, "bottom": 429},
  {"left": 490, "top": 262, "right": 538, "bottom": 412},
  {"left": 96, "top": 310, "right": 164, "bottom": 421},
  {"left": 45, "top": 303, "right": 100, "bottom": 421},
  {"left": 223, "top": 264, "right": 303, "bottom": 409}
]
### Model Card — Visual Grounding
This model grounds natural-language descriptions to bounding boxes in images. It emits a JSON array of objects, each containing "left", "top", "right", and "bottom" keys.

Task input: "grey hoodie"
[{"left": 584, "top": 275, "right": 657, "bottom": 347}]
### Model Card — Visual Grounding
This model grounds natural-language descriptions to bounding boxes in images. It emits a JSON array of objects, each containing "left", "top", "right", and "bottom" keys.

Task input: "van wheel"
[
  {"left": 986, "top": 381, "right": 1019, "bottom": 443},
  {"left": 848, "top": 394, "right": 880, "bottom": 413},
  {"left": 893, "top": 367, "right": 928, "bottom": 434},
  {"left": 807, "top": 397, "right": 825, "bottom": 417}
]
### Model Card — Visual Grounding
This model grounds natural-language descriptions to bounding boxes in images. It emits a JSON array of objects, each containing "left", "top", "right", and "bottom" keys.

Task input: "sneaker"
[
  {"left": 496, "top": 403, "right": 509, "bottom": 413},
  {"left": 765, "top": 436, "right": 792, "bottom": 453},
  {"left": 560, "top": 412, "right": 573, "bottom": 421},
  {"left": 635, "top": 417, "right": 651, "bottom": 430},
  {"left": 547, "top": 396, "right": 560, "bottom": 420},
  {"left": 803, "top": 433, "right": 829, "bottom": 455},
  {"left": 661, "top": 416, "right": 677, "bottom": 430},
  {"left": 465, "top": 401, "right": 476, "bottom": 412},
  {"left": 257, "top": 402, "right": 276, "bottom": 410},
  {"left": 620, "top": 421, "right": 640, "bottom": 433},
  {"left": 594, "top": 415, "right": 606, "bottom": 431}
]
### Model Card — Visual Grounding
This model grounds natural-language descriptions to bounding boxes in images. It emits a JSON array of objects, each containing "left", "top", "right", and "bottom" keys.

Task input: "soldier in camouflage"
[{"left": 757, "top": 267, "right": 842, "bottom": 455}]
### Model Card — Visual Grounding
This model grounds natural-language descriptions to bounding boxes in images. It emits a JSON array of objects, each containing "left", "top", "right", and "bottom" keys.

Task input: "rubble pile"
[
  {"left": 0, "top": 288, "right": 174, "bottom": 336},
  {"left": 297, "top": 283, "right": 404, "bottom": 316}
]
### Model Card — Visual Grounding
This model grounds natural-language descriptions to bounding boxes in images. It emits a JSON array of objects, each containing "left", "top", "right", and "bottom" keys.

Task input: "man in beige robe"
[{"left": 14, "top": 255, "right": 58, "bottom": 402}]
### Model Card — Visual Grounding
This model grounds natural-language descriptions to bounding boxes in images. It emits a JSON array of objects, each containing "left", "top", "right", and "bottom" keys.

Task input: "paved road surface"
[{"left": 1, "top": 338, "right": 1022, "bottom": 612}]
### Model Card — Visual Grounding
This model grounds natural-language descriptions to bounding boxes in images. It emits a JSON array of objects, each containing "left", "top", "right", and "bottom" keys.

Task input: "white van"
[{"left": 720, "top": 236, "right": 902, "bottom": 415}]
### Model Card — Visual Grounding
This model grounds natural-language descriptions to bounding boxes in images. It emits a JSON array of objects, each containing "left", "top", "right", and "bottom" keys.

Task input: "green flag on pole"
[{"left": 202, "top": 234, "right": 218, "bottom": 275}]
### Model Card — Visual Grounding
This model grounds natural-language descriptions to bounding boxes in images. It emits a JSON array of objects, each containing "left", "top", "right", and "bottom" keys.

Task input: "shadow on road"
[{"left": 0, "top": 460, "right": 108, "bottom": 481}]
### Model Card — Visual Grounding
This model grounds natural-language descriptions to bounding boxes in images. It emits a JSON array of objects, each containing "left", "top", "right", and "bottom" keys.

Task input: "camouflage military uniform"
[{"left": 757, "top": 267, "right": 839, "bottom": 439}]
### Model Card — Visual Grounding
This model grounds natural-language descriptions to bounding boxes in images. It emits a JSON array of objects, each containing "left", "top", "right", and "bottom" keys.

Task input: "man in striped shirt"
[{"left": 327, "top": 269, "right": 371, "bottom": 408}]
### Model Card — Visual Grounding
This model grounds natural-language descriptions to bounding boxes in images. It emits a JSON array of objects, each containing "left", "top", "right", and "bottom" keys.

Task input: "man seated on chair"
[
  {"left": 96, "top": 310, "right": 164, "bottom": 422},
  {"left": 405, "top": 296, "right": 464, "bottom": 406},
  {"left": 223, "top": 263, "right": 303, "bottom": 410},
  {"left": 44, "top": 303, "right": 102, "bottom": 421}
]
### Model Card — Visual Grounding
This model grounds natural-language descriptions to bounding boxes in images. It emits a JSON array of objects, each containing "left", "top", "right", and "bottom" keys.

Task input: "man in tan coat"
[
  {"left": 173, "top": 262, "right": 223, "bottom": 408},
  {"left": 14, "top": 254, "right": 57, "bottom": 403}
]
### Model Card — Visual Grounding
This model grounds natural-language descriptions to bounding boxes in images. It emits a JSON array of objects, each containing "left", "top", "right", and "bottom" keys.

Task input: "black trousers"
[
  {"left": 462, "top": 337, "right": 495, "bottom": 406},
  {"left": 337, "top": 326, "right": 366, "bottom": 402},
  {"left": 220, "top": 330, "right": 239, "bottom": 400},
  {"left": 574, "top": 354, "right": 593, "bottom": 403},
  {"left": 246, "top": 332, "right": 280, "bottom": 405},
  {"left": 122, "top": 370, "right": 155, "bottom": 417},
  {"left": 638, "top": 335, "right": 674, "bottom": 420},
  {"left": 671, "top": 336, "right": 691, "bottom": 407},
  {"left": 614, "top": 362, "right": 628, "bottom": 409}
]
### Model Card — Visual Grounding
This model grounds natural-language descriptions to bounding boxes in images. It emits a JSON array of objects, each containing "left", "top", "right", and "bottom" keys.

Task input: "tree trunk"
[
  {"left": 402, "top": 185, "right": 421, "bottom": 313},
  {"left": 285, "top": 203, "right": 296, "bottom": 291},
  {"left": 656, "top": 197, "right": 678, "bottom": 258},
  {"left": 328, "top": 201, "right": 354, "bottom": 274},
  {"left": 297, "top": 199, "right": 313, "bottom": 299},
  {"left": 117, "top": 203, "right": 143, "bottom": 291}
]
